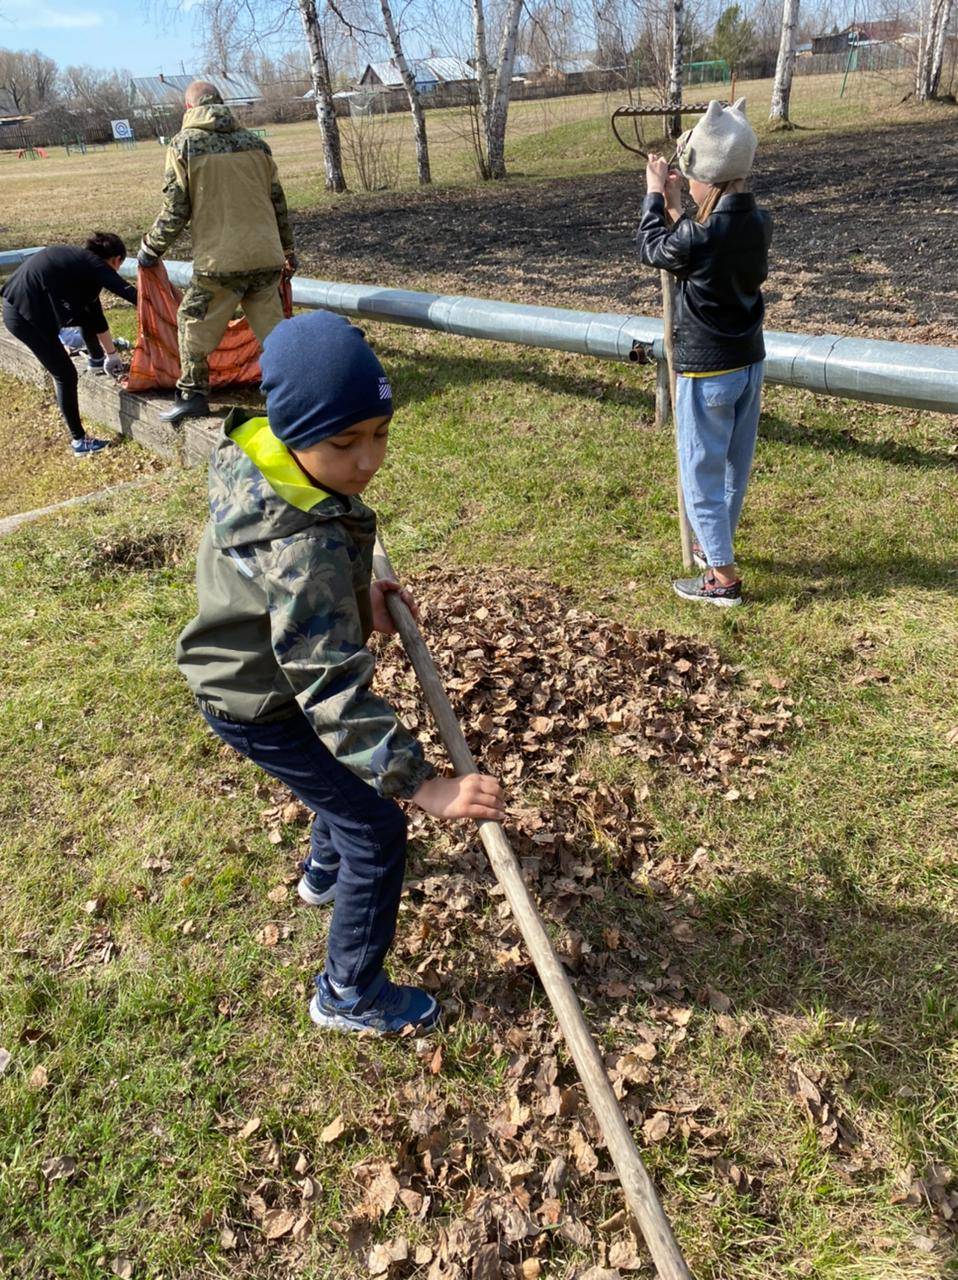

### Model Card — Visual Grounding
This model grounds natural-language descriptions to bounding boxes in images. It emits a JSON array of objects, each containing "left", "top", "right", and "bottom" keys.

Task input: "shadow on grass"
[
  {"left": 378, "top": 339, "right": 954, "bottom": 473},
  {"left": 760, "top": 411, "right": 958, "bottom": 473},
  {"left": 379, "top": 329, "right": 657, "bottom": 418},
  {"left": 678, "top": 872, "right": 958, "bottom": 1155},
  {"left": 748, "top": 551, "right": 958, "bottom": 601}
]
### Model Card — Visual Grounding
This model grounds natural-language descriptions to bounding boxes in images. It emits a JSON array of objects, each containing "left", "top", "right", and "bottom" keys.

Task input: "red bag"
[{"left": 125, "top": 261, "right": 293, "bottom": 393}]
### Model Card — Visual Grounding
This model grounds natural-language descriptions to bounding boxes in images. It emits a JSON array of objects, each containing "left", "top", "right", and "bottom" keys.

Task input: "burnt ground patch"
[{"left": 296, "top": 117, "right": 958, "bottom": 346}]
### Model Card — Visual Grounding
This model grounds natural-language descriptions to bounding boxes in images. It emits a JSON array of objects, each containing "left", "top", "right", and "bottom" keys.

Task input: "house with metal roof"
[
  {"left": 129, "top": 72, "right": 263, "bottom": 110},
  {"left": 358, "top": 58, "right": 475, "bottom": 93}
]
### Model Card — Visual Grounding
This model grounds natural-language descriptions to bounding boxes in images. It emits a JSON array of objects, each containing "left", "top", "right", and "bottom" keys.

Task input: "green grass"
[
  {"left": 1, "top": 323, "right": 956, "bottom": 1277},
  {"left": 0, "top": 372, "right": 166, "bottom": 519}
]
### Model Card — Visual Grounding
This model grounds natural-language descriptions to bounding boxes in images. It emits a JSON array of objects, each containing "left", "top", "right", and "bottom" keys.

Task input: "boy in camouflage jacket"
[{"left": 177, "top": 311, "right": 504, "bottom": 1035}]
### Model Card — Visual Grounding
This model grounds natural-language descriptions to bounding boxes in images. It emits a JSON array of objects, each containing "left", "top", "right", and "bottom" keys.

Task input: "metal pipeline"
[
  {"left": 0, "top": 247, "right": 44, "bottom": 272},
  {"left": 5, "top": 249, "right": 953, "bottom": 415},
  {"left": 140, "top": 258, "right": 958, "bottom": 415}
]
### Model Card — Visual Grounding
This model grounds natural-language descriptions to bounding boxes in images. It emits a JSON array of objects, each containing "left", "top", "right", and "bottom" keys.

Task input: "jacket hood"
[
  {"left": 208, "top": 409, "right": 363, "bottom": 549},
  {"left": 182, "top": 103, "right": 238, "bottom": 133}
]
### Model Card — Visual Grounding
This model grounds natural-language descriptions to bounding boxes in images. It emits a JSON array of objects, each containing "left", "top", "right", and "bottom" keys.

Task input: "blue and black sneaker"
[
  {"left": 71, "top": 436, "right": 110, "bottom": 458},
  {"left": 297, "top": 856, "right": 339, "bottom": 907},
  {"left": 309, "top": 971, "right": 441, "bottom": 1036}
]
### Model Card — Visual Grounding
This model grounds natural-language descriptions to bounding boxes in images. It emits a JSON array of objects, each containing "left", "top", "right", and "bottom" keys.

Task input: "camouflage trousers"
[{"left": 177, "top": 269, "right": 284, "bottom": 396}]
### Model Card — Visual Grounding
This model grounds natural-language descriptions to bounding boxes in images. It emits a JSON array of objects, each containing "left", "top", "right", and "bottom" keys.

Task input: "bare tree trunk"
[
  {"left": 485, "top": 0, "right": 524, "bottom": 178},
  {"left": 378, "top": 0, "right": 430, "bottom": 184},
  {"left": 918, "top": 0, "right": 953, "bottom": 99},
  {"left": 916, "top": 0, "right": 932, "bottom": 99},
  {"left": 668, "top": 0, "right": 684, "bottom": 138},
  {"left": 471, "top": 0, "right": 523, "bottom": 180},
  {"left": 298, "top": 0, "right": 347, "bottom": 192},
  {"left": 470, "top": 0, "right": 493, "bottom": 177},
  {"left": 769, "top": 0, "right": 800, "bottom": 125},
  {"left": 929, "top": 0, "right": 954, "bottom": 95}
]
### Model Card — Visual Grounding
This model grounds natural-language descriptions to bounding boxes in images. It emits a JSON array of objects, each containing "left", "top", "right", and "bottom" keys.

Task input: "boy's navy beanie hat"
[{"left": 260, "top": 311, "right": 393, "bottom": 450}]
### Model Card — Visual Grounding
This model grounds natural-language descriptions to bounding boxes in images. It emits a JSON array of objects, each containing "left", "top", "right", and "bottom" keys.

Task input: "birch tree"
[
  {"left": 376, "top": 0, "right": 431, "bottom": 183},
  {"left": 298, "top": 0, "right": 348, "bottom": 190},
  {"left": 928, "top": 0, "right": 955, "bottom": 97},
  {"left": 667, "top": 0, "right": 684, "bottom": 138},
  {"left": 326, "top": 0, "right": 431, "bottom": 184},
  {"left": 916, "top": 0, "right": 954, "bottom": 100},
  {"left": 769, "top": 0, "right": 799, "bottom": 126},
  {"left": 471, "top": 0, "right": 525, "bottom": 179}
]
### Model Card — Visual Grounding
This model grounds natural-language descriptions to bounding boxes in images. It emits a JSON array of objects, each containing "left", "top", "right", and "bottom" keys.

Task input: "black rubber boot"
[{"left": 160, "top": 391, "right": 210, "bottom": 423}]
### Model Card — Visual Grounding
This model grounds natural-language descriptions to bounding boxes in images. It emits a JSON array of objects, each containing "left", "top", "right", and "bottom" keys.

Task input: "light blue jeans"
[{"left": 675, "top": 361, "right": 765, "bottom": 568}]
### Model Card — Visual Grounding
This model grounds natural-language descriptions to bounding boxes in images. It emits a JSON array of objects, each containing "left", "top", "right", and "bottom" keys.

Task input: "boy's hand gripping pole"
[{"left": 373, "top": 538, "right": 693, "bottom": 1280}]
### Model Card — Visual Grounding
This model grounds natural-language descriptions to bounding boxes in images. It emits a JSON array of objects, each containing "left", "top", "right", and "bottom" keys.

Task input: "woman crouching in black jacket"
[{"left": 2, "top": 232, "right": 137, "bottom": 457}]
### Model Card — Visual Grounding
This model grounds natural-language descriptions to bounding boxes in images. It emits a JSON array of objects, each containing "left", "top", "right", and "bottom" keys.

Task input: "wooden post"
[
  {"left": 373, "top": 538, "right": 694, "bottom": 1280},
  {"left": 654, "top": 356, "right": 671, "bottom": 429},
  {"left": 661, "top": 272, "right": 694, "bottom": 569}
]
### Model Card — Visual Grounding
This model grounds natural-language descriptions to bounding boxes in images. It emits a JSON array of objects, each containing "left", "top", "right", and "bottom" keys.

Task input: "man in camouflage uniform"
[{"left": 138, "top": 80, "right": 297, "bottom": 422}]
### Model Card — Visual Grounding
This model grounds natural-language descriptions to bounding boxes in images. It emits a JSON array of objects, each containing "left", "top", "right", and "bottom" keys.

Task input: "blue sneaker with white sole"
[
  {"left": 297, "top": 857, "right": 339, "bottom": 906},
  {"left": 309, "top": 971, "right": 441, "bottom": 1036},
  {"left": 71, "top": 436, "right": 109, "bottom": 458}
]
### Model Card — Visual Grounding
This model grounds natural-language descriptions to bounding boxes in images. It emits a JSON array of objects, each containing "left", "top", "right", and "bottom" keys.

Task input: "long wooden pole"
[
  {"left": 373, "top": 539, "right": 694, "bottom": 1280},
  {"left": 661, "top": 272, "right": 694, "bottom": 570}
]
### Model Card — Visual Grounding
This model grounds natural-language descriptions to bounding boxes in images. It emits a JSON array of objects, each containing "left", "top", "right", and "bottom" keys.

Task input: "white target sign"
[{"left": 111, "top": 119, "right": 133, "bottom": 140}]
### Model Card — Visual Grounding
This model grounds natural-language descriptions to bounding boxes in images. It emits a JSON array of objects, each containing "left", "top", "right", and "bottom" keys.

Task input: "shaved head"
[{"left": 185, "top": 80, "right": 222, "bottom": 107}]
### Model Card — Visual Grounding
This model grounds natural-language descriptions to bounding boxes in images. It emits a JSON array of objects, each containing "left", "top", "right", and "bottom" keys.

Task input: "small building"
[
  {"left": 811, "top": 20, "right": 907, "bottom": 54},
  {"left": 129, "top": 72, "right": 263, "bottom": 111},
  {"left": 358, "top": 57, "right": 475, "bottom": 95}
]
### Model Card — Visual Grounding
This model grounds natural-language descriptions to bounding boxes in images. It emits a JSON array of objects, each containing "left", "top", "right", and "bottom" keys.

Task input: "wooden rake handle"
[{"left": 373, "top": 538, "right": 693, "bottom": 1280}]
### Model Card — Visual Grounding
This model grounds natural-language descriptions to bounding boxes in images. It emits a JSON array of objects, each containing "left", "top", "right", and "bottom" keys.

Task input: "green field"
[{"left": 0, "top": 69, "right": 952, "bottom": 256}]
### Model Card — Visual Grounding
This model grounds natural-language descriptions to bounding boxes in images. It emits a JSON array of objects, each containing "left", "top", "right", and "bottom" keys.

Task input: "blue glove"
[{"left": 137, "top": 244, "right": 159, "bottom": 268}]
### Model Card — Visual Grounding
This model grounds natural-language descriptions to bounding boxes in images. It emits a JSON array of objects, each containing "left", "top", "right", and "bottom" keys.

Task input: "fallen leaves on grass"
[
  {"left": 893, "top": 1164, "right": 958, "bottom": 1229},
  {"left": 41, "top": 1155, "right": 77, "bottom": 1181},
  {"left": 368, "top": 1236, "right": 409, "bottom": 1275},
  {"left": 788, "top": 1064, "right": 860, "bottom": 1156},
  {"left": 262, "top": 1207, "right": 296, "bottom": 1241},
  {"left": 232, "top": 568, "right": 800, "bottom": 1272},
  {"left": 27, "top": 1064, "right": 49, "bottom": 1090},
  {"left": 374, "top": 567, "right": 794, "bottom": 828},
  {"left": 320, "top": 1114, "right": 346, "bottom": 1144}
]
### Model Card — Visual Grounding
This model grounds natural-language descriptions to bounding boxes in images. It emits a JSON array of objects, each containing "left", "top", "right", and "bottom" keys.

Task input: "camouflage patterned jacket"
[
  {"left": 142, "top": 103, "right": 294, "bottom": 276},
  {"left": 176, "top": 411, "right": 435, "bottom": 801}
]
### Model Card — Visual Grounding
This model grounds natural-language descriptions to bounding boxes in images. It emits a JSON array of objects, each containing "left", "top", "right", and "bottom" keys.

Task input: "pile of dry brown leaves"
[
  {"left": 375, "top": 565, "right": 796, "bottom": 880},
  {"left": 238, "top": 570, "right": 805, "bottom": 1277}
]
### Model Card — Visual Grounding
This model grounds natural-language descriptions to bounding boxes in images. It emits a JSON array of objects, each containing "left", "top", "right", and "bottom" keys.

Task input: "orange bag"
[{"left": 125, "top": 262, "right": 293, "bottom": 393}]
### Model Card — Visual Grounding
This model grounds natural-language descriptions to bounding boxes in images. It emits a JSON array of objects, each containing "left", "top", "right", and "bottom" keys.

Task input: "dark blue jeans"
[{"left": 200, "top": 707, "right": 407, "bottom": 990}]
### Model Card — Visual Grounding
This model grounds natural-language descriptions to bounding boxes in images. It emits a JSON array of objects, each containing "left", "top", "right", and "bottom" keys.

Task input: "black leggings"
[{"left": 2, "top": 300, "right": 103, "bottom": 441}]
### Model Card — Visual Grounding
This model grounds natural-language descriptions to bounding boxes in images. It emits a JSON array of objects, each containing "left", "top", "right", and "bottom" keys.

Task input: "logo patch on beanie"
[{"left": 378, "top": 377, "right": 392, "bottom": 401}]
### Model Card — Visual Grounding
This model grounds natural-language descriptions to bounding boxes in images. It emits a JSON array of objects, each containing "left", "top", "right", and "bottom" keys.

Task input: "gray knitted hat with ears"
[{"left": 676, "top": 97, "right": 757, "bottom": 184}]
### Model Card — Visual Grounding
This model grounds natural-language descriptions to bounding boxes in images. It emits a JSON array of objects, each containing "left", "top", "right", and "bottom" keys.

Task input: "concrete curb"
[
  {"left": 0, "top": 476, "right": 164, "bottom": 538},
  {"left": 0, "top": 323, "right": 221, "bottom": 467}
]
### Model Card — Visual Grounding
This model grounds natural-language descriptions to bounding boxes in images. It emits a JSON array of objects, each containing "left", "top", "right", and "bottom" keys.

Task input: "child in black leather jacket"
[{"left": 636, "top": 99, "right": 772, "bottom": 606}]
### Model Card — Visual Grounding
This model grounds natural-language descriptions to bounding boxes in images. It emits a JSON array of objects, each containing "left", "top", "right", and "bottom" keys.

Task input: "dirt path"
[{"left": 297, "top": 117, "right": 958, "bottom": 346}]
